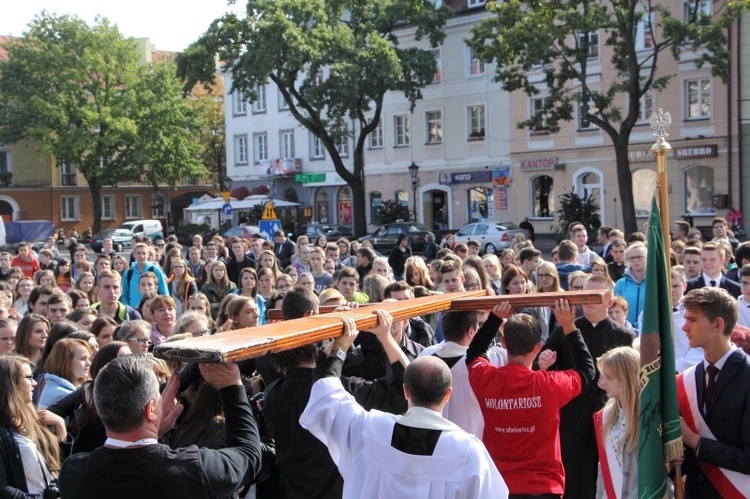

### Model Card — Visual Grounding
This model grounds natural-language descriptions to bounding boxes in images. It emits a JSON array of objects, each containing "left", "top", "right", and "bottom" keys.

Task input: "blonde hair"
[{"left": 597, "top": 346, "right": 640, "bottom": 453}]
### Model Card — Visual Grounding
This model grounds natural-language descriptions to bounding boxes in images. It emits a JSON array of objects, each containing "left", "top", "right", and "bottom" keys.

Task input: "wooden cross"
[{"left": 153, "top": 290, "right": 607, "bottom": 363}]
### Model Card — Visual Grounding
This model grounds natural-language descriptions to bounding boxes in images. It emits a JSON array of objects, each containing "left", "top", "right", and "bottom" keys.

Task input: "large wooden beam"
[{"left": 154, "top": 290, "right": 607, "bottom": 363}]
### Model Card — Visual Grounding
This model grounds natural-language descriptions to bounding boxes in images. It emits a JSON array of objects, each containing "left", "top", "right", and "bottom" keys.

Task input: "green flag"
[{"left": 638, "top": 196, "right": 682, "bottom": 499}]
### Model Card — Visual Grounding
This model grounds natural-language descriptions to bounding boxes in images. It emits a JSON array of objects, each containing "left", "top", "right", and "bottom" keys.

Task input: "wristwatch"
[{"left": 331, "top": 348, "right": 347, "bottom": 362}]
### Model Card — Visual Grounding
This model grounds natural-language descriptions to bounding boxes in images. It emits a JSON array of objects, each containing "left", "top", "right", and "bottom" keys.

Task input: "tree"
[
  {"left": 189, "top": 77, "right": 227, "bottom": 190},
  {"left": 468, "top": 0, "right": 747, "bottom": 236},
  {"left": 177, "top": 0, "right": 451, "bottom": 237},
  {"left": 0, "top": 13, "right": 208, "bottom": 232}
]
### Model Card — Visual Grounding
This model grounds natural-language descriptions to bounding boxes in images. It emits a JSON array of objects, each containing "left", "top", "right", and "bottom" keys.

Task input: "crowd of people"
[{"left": 0, "top": 217, "right": 748, "bottom": 498}]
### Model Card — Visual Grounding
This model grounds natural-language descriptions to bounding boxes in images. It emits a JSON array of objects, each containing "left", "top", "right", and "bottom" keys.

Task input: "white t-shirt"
[{"left": 14, "top": 432, "right": 54, "bottom": 495}]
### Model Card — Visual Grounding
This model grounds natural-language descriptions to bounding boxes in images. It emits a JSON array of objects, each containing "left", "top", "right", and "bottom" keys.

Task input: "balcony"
[{"left": 0, "top": 172, "right": 12, "bottom": 187}]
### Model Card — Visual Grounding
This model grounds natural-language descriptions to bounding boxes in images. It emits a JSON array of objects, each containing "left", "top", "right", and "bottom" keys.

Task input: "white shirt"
[
  {"left": 14, "top": 432, "right": 54, "bottom": 495},
  {"left": 701, "top": 272, "right": 723, "bottom": 287},
  {"left": 737, "top": 296, "right": 750, "bottom": 329},
  {"left": 300, "top": 376, "right": 508, "bottom": 499},
  {"left": 577, "top": 246, "right": 598, "bottom": 267},
  {"left": 419, "top": 341, "right": 507, "bottom": 438}
]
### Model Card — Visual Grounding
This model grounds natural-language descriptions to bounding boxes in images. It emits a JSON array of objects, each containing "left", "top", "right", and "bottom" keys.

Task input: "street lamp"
[
  {"left": 224, "top": 175, "right": 233, "bottom": 192},
  {"left": 408, "top": 162, "right": 420, "bottom": 222}
]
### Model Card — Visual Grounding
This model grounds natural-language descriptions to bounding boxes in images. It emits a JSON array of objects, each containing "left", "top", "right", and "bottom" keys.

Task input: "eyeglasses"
[
  {"left": 127, "top": 338, "right": 152, "bottom": 345},
  {"left": 172, "top": 265, "right": 185, "bottom": 270},
  {"left": 627, "top": 255, "right": 645, "bottom": 262},
  {"left": 571, "top": 285, "right": 584, "bottom": 291},
  {"left": 192, "top": 329, "right": 211, "bottom": 337},
  {"left": 537, "top": 273, "right": 552, "bottom": 279}
]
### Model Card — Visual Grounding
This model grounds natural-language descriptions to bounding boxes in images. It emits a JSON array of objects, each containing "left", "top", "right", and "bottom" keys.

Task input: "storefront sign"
[
  {"left": 493, "top": 168, "right": 511, "bottom": 211},
  {"left": 520, "top": 157, "right": 557, "bottom": 171},
  {"left": 629, "top": 144, "right": 718, "bottom": 163},
  {"left": 441, "top": 171, "right": 493, "bottom": 185},
  {"left": 295, "top": 173, "right": 326, "bottom": 183},
  {"left": 674, "top": 144, "right": 718, "bottom": 160}
]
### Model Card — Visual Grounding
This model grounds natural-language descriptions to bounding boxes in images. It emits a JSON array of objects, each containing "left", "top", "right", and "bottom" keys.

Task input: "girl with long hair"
[
  {"left": 235, "top": 268, "right": 268, "bottom": 325},
  {"left": 0, "top": 355, "right": 65, "bottom": 495},
  {"left": 536, "top": 261, "right": 562, "bottom": 293},
  {"left": 36, "top": 338, "right": 92, "bottom": 410},
  {"left": 185, "top": 293, "right": 216, "bottom": 329},
  {"left": 114, "top": 320, "right": 152, "bottom": 354},
  {"left": 502, "top": 265, "right": 549, "bottom": 341},
  {"left": 257, "top": 267, "right": 276, "bottom": 301},
  {"left": 75, "top": 272, "right": 97, "bottom": 303},
  {"left": 54, "top": 258, "right": 73, "bottom": 291},
  {"left": 15, "top": 314, "right": 50, "bottom": 368},
  {"left": 168, "top": 257, "right": 198, "bottom": 316},
  {"left": 34, "top": 270, "right": 58, "bottom": 289},
  {"left": 594, "top": 347, "right": 640, "bottom": 499},
  {"left": 405, "top": 257, "right": 435, "bottom": 290},
  {"left": 388, "top": 233, "right": 412, "bottom": 282},
  {"left": 227, "top": 295, "right": 260, "bottom": 330},
  {"left": 258, "top": 250, "right": 281, "bottom": 279},
  {"left": 482, "top": 254, "right": 503, "bottom": 291},
  {"left": 200, "top": 261, "right": 237, "bottom": 320},
  {"left": 13, "top": 278, "right": 34, "bottom": 317}
]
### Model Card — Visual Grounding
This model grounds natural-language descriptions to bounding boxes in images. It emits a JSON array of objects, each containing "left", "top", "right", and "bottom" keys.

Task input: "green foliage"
[
  {"left": 551, "top": 192, "right": 602, "bottom": 243},
  {"left": 377, "top": 200, "right": 411, "bottom": 224},
  {"left": 0, "top": 13, "right": 208, "bottom": 232},
  {"left": 177, "top": 0, "right": 451, "bottom": 236},
  {"left": 468, "top": 0, "right": 748, "bottom": 235}
]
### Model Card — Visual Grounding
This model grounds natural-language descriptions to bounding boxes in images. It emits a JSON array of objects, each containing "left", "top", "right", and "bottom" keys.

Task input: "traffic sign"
[
  {"left": 222, "top": 203, "right": 233, "bottom": 215},
  {"left": 220, "top": 191, "right": 231, "bottom": 203},
  {"left": 262, "top": 201, "right": 278, "bottom": 220},
  {"left": 259, "top": 219, "right": 282, "bottom": 240}
]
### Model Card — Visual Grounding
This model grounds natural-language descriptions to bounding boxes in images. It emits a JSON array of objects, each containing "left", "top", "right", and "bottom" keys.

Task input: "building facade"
[{"left": 224, "top": 0, "right": 743, "bottom": 237}]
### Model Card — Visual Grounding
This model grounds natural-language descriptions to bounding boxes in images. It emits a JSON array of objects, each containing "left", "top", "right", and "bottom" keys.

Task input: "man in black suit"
[
  {"left": 685, "top": 242, "right": 741, "bottom": 298},
  {"left": 678, "top": 287, "right": 750, "bottom": 498},
  {"left": 273, "top": 229, "right": 297, "bottom": 268}
]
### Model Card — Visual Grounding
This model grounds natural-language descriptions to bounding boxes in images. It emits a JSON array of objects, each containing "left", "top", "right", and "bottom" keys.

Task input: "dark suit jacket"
[
  {"left": 683, "top": 349, "right": 750, "bottom": 498},
  {"left": 274, "top": 239, "right": 297, "bottom": 268},
  {"left": 685, "top": 275, "right": 742, "bottom": 298}
]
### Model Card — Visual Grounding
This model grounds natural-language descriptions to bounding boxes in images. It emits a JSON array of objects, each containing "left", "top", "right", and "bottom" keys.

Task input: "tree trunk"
[
  {"left": 89, "top": 183, "right": 103, "bottom": 234},
  {"left": 349, "top": 148, "right": 367, "bottom": 238},
  {"left": 614, "top": 141, "right": 638, "bottom": 236}
]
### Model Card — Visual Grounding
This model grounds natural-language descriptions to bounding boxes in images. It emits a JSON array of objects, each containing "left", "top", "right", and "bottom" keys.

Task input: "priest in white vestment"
[{"left": 300, "top": 315, "right": 508, "bottom": 499}]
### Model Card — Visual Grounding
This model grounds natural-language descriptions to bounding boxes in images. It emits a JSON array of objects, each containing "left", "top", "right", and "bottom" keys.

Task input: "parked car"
[
  {"left": 292, "top": 224, "right": 354, "bottom": 241},
  {"left": 118, "top": 219, "right": 163, "bottom": 243},
  {"left": 223, "top": 225, "right": 261, "bottom": 246},
  {"left": 358, "top": 221, "right": 436, "bottom": 255},
  {"left": 453, "top": 221, "right": 529, "bottom": 255},
  {"left": 90, "top": 228, "right": 135, "bottom": 253}
]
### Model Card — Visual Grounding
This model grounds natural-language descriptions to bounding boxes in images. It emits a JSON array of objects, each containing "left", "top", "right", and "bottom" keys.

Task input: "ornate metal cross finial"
[{"left": 648, "top": 108, "right": 672, "bottom": 142}]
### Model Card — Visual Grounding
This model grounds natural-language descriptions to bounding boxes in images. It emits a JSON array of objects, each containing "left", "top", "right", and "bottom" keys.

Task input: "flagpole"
[{"left": 650, "top": 109, "right": 673, "bottom": 254}]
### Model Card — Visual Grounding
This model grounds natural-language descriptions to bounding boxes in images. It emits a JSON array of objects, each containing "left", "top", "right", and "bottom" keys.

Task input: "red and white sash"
[
  {"left": 676, "top": 366, "right": 750, "bottom": 498},
  {"left": 593, "top": 408, "right": 621, "bottom": 499}
]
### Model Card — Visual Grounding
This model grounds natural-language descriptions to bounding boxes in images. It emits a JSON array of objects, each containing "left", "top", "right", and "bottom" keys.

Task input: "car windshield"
[{"left": 494, "top": 222, "right": 518, "bottom": 230}]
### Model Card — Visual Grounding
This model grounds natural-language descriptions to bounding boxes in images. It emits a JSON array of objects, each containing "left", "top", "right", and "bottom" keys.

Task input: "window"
[
  {"left": 426, "top": 110, "right": 443, "bottom": 144},
  {"left": 469, "top": 187, "right": 490, "bottom": 222},
  {"left": 0, "top": 151, "right": 10, "bottom": 173},
  {"left": 685, "top": 0, "right": 711, "bottom": 24},
  {"left": 686, "top": 78, "right": 711, "bottom": 119},
  {"left": 101, "top": 195, "right": 115, "bottom": 220},
  {"left": 684, "top": 165, "right": 714, "bottom": 215},
  {"left": 151, "top": 192, "right": 166, "bottom": 219},
  {"left": 61, "top": 196, "right": 79, "bottom": 221},
  {"left": 637, "top": 91, "right": 654, "bottom": 124},
  {"left": 531, "top": 176, "right": 555, "bottom": 218},
  {"left": 337, "top": 187, "right": 352, "bottom": 226},
  {"left": 336, "top": 135, "right": 349, "bottom": 157},
  {"left": 60, "top": 161, "right": 78, "bottom": 186},
  {"left": 394, "top": 115, "right": 410, "bottom": 147},
  {"left": 395, "top": 190, "right": 409, "bottom": 208},
  {"left": 310, "top": 133, "right": 325, "bottom": 159},
  {"left": 125, "top": 195, "right": 142, "bottom": 219},
  {"left": 315, "top": 188, "right": 329, "bottom": 224},
  {"left": 468, "top": 0, "right": 486, "bottom": 7},
  {"left": 574, "top": 168, "right": 604, "bottom": 221},
  {"left": 234, "top": 135, "right": 249, "bottom": 165},
  {"left": 233, "top": 90, "right": 247, "bottom": 115},
  {"left": 369, "top": 119, "right": 384, "bottom": 149},
  {"left": 278, "top": 89, "right": 290, "bottom": 111},
  {"left": 530, "top": 98, "right": 548, "bottom": 132},
  {"left": 254, "top": 133, "right": 268, "bottom": 163},
  {"left": 632, "top": 169, "right": 657, "bottom": 217},
  {"left": 431, "top": 48, "right": 442, "bottom": 84},
  {"left": 578, "top": 31, "right": 599, "bottom": 59},
  {"left": 578, "top": 93, "right": 596, "bottom": 130},
  {"left": 252, "top": 84, "right": 266, "bottom": 113},
  {"left": 280, "top": 130, "right": 295, "bottom": 158},
  {"left": 467, "top": 46, "right": 485, "bottom": 76},
  {"left": 468, "top": 105, "right": 485, "bottom": 139},
  {"left": 635, "top": 11, "right": 654, "bottom": 51}
]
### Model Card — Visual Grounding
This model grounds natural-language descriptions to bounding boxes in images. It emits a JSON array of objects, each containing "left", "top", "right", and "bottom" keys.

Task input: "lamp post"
[
  {"left": 224, "top": 175, "right": 233, "bottom": 192},
  {"left": 408, "top": 162, "right": 420, "bottom": 222}
]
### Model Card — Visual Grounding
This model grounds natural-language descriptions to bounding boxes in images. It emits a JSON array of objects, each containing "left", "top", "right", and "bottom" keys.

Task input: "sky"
[{"left": 0, "top": 0, "right": 243, "bottom": 52}]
